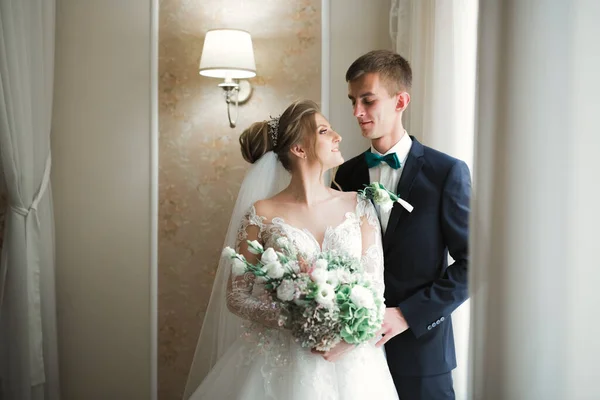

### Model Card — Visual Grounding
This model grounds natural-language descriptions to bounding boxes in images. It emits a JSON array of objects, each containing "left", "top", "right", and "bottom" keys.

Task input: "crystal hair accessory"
[{"left": 268, "top": 115, "right": 280, "bottom": 147}]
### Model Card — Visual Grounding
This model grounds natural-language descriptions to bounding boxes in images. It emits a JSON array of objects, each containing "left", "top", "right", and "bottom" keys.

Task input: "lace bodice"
[{"left": 226, "top": 194, "right": 385, "bottom": 329}]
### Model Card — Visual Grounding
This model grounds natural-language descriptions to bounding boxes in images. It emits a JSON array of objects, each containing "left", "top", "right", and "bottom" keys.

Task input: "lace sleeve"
[
  {"left": 357, "top": 196, "right": 385, "bottom": 296},
  {"left": 226, "top": 206, "right": 285, "bottom": 329}
]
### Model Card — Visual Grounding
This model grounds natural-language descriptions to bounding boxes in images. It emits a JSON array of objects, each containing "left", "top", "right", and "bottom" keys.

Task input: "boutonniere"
[{"left": 358, "top": 182, "right": 414, "bottom": 213}]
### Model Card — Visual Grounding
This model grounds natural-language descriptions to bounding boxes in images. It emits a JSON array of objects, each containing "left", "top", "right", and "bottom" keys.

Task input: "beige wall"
[
  {"left": 52, "top": 0, "right": 154, "bottom": 399},
  {"left": 158, "top": 1, "right": 321, "bottom": 399}
]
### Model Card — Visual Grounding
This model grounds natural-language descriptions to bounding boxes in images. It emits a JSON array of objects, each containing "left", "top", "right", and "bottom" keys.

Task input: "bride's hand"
[
  {"left": 311, "top": 341, "right": 355, "bottom": 362},
  {"left": 375, "top": 307, "right": 409, "bottom": 347}
]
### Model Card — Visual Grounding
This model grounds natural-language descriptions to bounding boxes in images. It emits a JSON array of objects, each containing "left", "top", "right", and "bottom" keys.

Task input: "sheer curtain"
[
  {"left": 389, "top": 1, "right": 478, "bottom": 398},
  {"left": 470, "top": 1, "right": 600, "bottom": 398},
  {"left": 0, "top": 0, "right": 60, "bottom": 399}
]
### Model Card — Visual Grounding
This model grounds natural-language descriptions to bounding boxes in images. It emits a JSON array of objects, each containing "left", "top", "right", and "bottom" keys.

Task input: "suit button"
[
  {"left": 436, "top": 319, "right": 441, "bottom": 324},
  {"left": 427, "top": 325, "right": 432, "bottom": 330},
  {"left": 440, "top": 317, "right": 445, "bottom": 322}
]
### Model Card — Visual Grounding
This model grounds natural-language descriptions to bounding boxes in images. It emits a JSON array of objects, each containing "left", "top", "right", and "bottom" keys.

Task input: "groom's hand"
[{"left": 375, "top": 307, "right": 409, "bottom": 347}]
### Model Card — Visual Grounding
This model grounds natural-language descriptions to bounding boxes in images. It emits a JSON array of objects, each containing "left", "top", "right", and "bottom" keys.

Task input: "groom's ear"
[{"left": 395, "top": 92, "right": 410, "bottom": 112}]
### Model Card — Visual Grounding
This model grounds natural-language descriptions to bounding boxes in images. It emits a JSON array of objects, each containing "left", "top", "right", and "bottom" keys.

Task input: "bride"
[{"left": 183, "top": 100, "right": 399, "bottom": 400}]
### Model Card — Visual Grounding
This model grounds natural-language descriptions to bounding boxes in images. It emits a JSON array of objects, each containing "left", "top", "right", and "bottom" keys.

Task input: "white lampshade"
[{"left": 199, "top": 29, "right": 257, "bottom": 79}]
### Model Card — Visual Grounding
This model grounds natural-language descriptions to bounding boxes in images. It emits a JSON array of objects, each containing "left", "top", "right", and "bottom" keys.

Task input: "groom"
[{"left": 334, "top": 50, "right": 471, "bottom": 399}]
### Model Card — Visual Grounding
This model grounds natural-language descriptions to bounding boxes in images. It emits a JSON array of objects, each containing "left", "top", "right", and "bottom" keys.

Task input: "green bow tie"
[{"left": 365, "top": 152, "right": 401, "bottom": 169}]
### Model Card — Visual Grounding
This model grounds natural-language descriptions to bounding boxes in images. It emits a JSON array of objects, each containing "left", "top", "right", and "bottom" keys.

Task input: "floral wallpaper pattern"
[{"left": 158, "top": 0, "right": 321, "bottom": 398}]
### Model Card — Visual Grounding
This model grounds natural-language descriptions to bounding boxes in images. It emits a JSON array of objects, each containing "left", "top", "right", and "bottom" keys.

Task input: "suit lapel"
[
  {"left": 383, "top": 138, "right": 424, "bottom": 249},
  {"left": 352, "top": 149, "right": 371, "bottom": 192}
]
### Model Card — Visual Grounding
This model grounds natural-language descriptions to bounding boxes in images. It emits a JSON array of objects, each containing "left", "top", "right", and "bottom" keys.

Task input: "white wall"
[
  {"left": 328, "top": 0, "right": 392, "bottom": 158},
  {"left": 51, "top": 0, "right": 155, "bottom": 399}
]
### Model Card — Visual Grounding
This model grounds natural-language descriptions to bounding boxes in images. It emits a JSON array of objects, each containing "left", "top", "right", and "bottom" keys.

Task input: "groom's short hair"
[{"left": 345, "top": 50, "right": 412, "bottom": 95}]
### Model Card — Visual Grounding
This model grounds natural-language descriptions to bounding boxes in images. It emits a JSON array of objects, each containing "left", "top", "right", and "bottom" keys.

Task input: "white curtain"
[
  {"left": 389, "top": 1, "right": 478, "bottom": 399},
  {"left": 0, "top": 0, "right": 60, "bottom": 399},
  {"left": 470, "top": 1, "right": 600, "bottom": 399}
]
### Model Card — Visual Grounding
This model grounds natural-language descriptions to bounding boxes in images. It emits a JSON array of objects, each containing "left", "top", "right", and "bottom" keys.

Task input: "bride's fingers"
[{"left": 375, "top": 330, "right": 391, "bottom": 348}]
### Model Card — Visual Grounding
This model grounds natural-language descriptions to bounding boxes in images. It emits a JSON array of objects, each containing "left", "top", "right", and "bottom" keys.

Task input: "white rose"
[
  {"left": 261, "top": 248, "right": 279, "bottom": 264},
  {"left": 379, "top": 198, "right": 394, "bottom": 213},
  {"left": 335, "top": 269, "right": 355, "bottom": 284},
  {"left": 310, "top": 268, "right": 328, "bottom": 284},
  {"left": 276, "top": 237, "right": 289, "bottom": 248},
  {"left": 315, "top": 259, "right": 328, "bottom": 270},
  {"left": 221, "top": 247, "right": 236, "bottom": 259},
  {"left": 265, "top": 261, "right": 285, "bottom": 279},
  {"left": 325, "top": 270, "right": 339, "bottom": 288},
  {"left": 373, "top": 189, "right": 394, "bottom": 211},
  {"left": 247, "top": 240, "right": 263, "bottom": 255},
  {"left": 372, "top": 188, "right": 388, "bottom": 203},
  {"left": 373, "top": 188, "right": 394, "bottom": 212},
  {"left": 350, "top": 285, "right": 376, "bottom": 309},
  {"left": 287, "top": 261, "right": 300, "bottom": 274},
  {"left": 276, "top": 279, "right": 296, "bottom": 302},
  {"left": 231, "top": 258, "right": 247, "bottom": 277},
  {"left": 315, "top": 283, "right": 335, "bottom": 308}
]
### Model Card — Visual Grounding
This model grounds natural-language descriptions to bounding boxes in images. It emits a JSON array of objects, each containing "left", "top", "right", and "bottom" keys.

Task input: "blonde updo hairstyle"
[{"left": 239, "top": 100, "right": 320, "bottom": 171}]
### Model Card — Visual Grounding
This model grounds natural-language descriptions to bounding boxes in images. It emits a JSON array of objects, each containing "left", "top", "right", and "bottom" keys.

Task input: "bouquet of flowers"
[{"left": 222, "top": 237, "right": 385, "bottom": 351}]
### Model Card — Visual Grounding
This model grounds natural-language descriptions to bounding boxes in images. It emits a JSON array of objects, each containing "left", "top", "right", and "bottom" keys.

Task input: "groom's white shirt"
[{"left": 369, "top": 131, "right": 412, "bottom": 234}]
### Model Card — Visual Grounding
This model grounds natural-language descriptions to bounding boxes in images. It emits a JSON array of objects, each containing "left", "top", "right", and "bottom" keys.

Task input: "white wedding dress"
[{"left": 188, "top": 195, "right": 399, "bottom": 400}]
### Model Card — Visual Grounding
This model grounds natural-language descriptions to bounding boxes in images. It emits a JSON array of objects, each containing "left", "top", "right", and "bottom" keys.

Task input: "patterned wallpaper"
[{"left": 158, "top": 0, "right": 321, "bottom": 398}]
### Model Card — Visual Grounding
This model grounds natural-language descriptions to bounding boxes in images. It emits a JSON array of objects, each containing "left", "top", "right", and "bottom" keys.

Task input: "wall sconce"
[{"left": 199, "top": 29, "right": 257, "bottom": 128}]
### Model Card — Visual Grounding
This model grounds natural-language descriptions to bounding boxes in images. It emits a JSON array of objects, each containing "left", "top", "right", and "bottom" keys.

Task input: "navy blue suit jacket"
[{"left": 334, "top": 137, "right": 471, "bottom": 377}]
